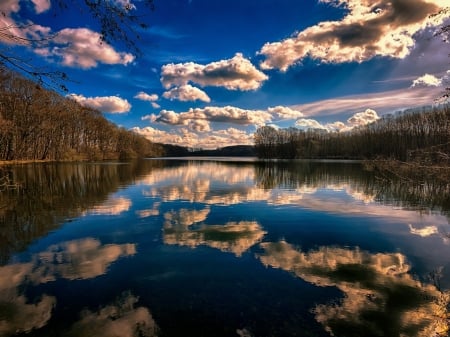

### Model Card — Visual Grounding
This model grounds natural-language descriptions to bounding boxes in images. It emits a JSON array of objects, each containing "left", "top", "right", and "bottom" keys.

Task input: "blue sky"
[{"left": 1, "top": 0, "right": 449, "bottom": 148}]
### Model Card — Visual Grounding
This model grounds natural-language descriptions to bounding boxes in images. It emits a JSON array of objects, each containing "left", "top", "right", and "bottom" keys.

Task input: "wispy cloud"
[{"left": 292, "top": 87, "right": 442, "bottom": 117}]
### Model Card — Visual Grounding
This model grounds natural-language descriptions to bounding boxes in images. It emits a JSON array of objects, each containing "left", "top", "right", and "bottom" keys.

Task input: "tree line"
[
  {"left": 0, "top": 68, "right": 164, "bottom": 161},
  {"left": 254, "top": 105, "right": 450, "bottom": 164}
]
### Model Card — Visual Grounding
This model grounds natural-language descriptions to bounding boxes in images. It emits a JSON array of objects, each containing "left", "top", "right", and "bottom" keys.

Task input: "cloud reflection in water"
[
  {"left": 163, "top": 208, "right": 266, "bottom": 256},
  {"left": 0, "top": 238, "right": 136, "bottom": 336},
  {"left": 259, "top": 241, "right": 449, "bottom": 337}
]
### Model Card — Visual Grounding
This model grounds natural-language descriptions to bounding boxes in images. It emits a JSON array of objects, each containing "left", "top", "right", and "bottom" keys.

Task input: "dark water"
[{"left": 1, "top": 158, "right": 449, "bottom": 337}]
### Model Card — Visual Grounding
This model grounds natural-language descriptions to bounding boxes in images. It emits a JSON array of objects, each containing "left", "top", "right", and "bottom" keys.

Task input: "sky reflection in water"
[{"left": 0, "top": 159, "right": 449, "bottom": 337}]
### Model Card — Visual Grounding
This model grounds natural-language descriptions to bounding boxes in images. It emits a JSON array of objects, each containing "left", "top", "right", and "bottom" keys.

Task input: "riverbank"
[{"left": 364, "top": 159, "right": 450, "bottom": 182}]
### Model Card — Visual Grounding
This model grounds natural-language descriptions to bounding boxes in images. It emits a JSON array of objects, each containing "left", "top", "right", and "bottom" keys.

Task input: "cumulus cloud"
[
  {"left": 31, "top": 0, "right": 51, "bottom": 13},
  {"left": 267, "top": 106, "right": 303, "bottom": 119},
  {"left": 295, "top": 109, "right": 380, "bottom": 131},
  {"left": 161, "top": 53, "right": 268, "bottom": 91},
  {"left": 152, "top": 106, "right": 272, "bottom": 128},
  {"left": 347, "top": 108, "right": 380, "bottom": 127},
  {"left": 0, "top": 2, "right": 135, "bottom": 68},
  {"left": 134, "top": 91, "right": 158, "bottom": 102},
  {"left": 163, "top": 84, "right": 211, "bottom": 102},
  {"left": 295, "top": 118, "right": 329, "bottom": 130},
  {"left": 411, "top": 73, "right": 442, "bottom": 87},
  {"left": 131, "top": 126, "right": 253, "bottom": 149},
  {"left": 68, "top": 94, "right": 131, "bottom": 113},
  {"left": 259, "top": 0, "right": 447, "bottom": 71},
  {"left": 38, "top": 28, "right": 135, "bottom": 68}
]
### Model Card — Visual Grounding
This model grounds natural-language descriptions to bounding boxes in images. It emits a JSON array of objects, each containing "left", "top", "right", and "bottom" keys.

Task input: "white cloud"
[
  {"left": 259, "top": 0, "right": 447, "bottom": 71},
  {"left": 0, "top": 2, "right": 135, "bottom": 69},
  {"left": 163, "top": 84, "right": 211, "bottom": 102},
  {"left": 161, "top": 53, "right": 268, "bottom": 91},
  {"left": 68, "top": 94, "right": 131, "bottom": 113},
  {"left": 295, "top": 118, "right": 329, "bottom": 130},
  {"left": 47, "top": 28, "right": 135, "bottom": 69},
  {"left": 31, "top": 0, "right": 51, "bottom": 13},
  {"left": 134, "top": 92, "right": 160, "bottom": 108},
  {"left": 151, "top": 102, "right": 161, "bottom": 109},
  {"left": 295, "top": 109, "right": 380, "bottom": 131},
  {"left": 152, "top": 106, "right": 272, "bottom": 127},
  {"left": 411, "top": 73, "right": 442, "bottom": 87},
  {"left": 134, "top": 91, "right": 159, "bottom": 102},
  {"left": 268, "top": 106, "right": 303, "bottom": 119},
  {"left": 347, "top": 108, "right": 380, "bottom": 127},
  {"left": 131, "top": 126, "right": 253, "bottom": 149}
]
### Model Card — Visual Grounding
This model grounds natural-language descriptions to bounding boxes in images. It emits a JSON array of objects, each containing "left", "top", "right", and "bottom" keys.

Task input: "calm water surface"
[{"left": 1, "top": 158, "right": 450, "bottom": 337}]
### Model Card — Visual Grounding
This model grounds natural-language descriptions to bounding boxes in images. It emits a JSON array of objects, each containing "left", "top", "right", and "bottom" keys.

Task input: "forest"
[
  {"left": 0, "top": 68, "right": 164, "bottom": 161},
  {"left": 254, "top": 105, "right": 450, "bottom": 165}
]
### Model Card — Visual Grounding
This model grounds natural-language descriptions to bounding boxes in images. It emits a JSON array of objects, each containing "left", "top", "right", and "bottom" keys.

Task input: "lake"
[{"left": 1, "top": 158, "right": 449, "bottom": 337}]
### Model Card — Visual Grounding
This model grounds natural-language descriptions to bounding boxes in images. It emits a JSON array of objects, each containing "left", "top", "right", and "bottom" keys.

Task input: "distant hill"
[
  {"left": 159, "top": 144, "right": 255, "bottom": 157},
  {"left": 190, "top": 145, "right": 256, "bottom": 157}
]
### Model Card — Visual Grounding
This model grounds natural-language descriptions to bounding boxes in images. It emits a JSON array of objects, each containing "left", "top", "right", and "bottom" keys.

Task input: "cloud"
[
  {"left": 0, "top": 2, "right": 134, "bottom": 68},
  {"left": 295, "top": 109, "right": 380, "bottom": 131},
  {"left": 131, "top": 126, "right": 253, "bottom": 149},
  {"left": 267, "top": 106, "right": 303, "bottom": 119},
  {"left": 134, "top": 92, "right": 160, "bottom": 108},
  {"left": 411, "top": 73, "right": 443, "bottom": 87},
  {"left": 163, "top": 84, "right": 211, "bottom": 102},
  {"left": 259, "top": 0, "right": 447, "bottom": 71},
  {"left": 292, "top": 86, "right": 442, "bottom": 118},
  {"left": 347, "top": 108, "right": 380, "bottom": 127},
  {"left": 160, "top": 53, "right": 268, "bottom": 91},
  {"left": 68, "top": 94, "right": 131, "bottom": 113},
  {"left": 134, "top": 91, "right": 159, "bottom": 102},
  {"left": 31, "top": 0, "right": 51, "bottom": 13},
  {"left": 43, "top": 28, "right": 135, "bottom": 69},
  {"left": 151, "top": 106, "right": 272, "bottom": 128},
  {"left": 295, "top": 118, "right": 329, "bottom": 130}
]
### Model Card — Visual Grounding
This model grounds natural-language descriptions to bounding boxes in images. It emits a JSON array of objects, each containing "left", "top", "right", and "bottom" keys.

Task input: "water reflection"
[
  {"left": 0, "top": 238, "right": 136, "bottom": 336},
  {"left": 163, "top": 207, "right": 266, "bottom": 256},
  {"left": 139, "top": 161, "right": 449, "bottom": 240},
  {"left": 1, "top": 159, "right": 450, "bottom": 336},
  {"left": 0, "top": 160, "right": 162, "bottom": 264},
  {"left": 259, "top": 241, "right": 449, "bottom": 337},
  {"left": 254, "top": 161, "right": 450, "bottom": 216},
  {"left": 86, "top": 196, "right": 132, "bottom": 216},
  {"left": 67, "top": 292, "right": 158, "bottom": 337}
]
